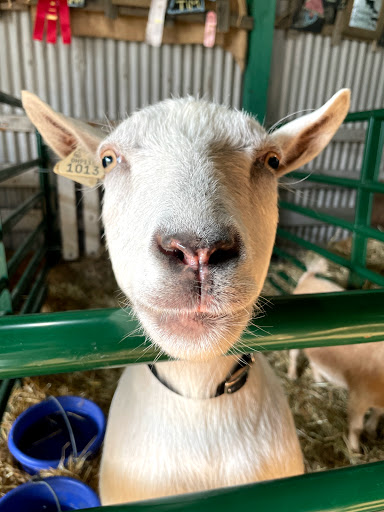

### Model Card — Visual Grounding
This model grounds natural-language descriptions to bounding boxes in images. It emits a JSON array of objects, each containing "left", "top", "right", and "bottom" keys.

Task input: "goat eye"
[
  {"left": 100, "top": 149, "right": 121, "bottom": 172},
  {"left": 265, "top": 152, "right": 280, "bottom": 171},
  {"left": 102, "top": 155, "right": 113, "bottom": 168}
]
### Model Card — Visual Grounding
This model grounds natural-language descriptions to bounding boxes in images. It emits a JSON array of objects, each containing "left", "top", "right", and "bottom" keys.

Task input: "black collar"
[{"left": 148, "top": 354, "right": 254, "bottom": 398}]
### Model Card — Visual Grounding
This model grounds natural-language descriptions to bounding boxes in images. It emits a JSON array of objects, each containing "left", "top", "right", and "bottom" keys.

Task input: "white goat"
[
  {"left": 288, "top": 258, "right": 384, "bottom": 452},
  {"left": 22, "top": 89, "right": 350, "bottom": 504}
]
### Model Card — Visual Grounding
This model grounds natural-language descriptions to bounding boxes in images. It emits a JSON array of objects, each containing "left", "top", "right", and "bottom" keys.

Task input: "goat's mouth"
[
  {"left": 133, "top": 302, "right": 252, "bottom": 360},
  {"left": 136, "top": 303, "right": 233, "bottom": 332},
  {"left": 156, "top": 309, "right": 231, "bottom": 331}
]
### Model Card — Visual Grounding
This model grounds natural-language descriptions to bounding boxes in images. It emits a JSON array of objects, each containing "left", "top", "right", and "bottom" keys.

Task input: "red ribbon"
[{"left": 33, "top": 0, "right": 71, "bottom": 45}]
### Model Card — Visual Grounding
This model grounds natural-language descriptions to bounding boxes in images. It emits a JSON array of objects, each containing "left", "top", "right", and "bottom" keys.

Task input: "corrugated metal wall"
[
  {"left": 268, "top": 30, "right": 384, "bottom": 124},
  {"left": 1, "top": 13, "right": 384, "bottom": 251},
  {"left": 0, "top": 10, "right": 243, "bottom": 166},
  {"left": 268, "top": 30, "right": 384, "bottom": 246},
  {"left": 0, "top": 10, "right": 243, "bottom": 255}
]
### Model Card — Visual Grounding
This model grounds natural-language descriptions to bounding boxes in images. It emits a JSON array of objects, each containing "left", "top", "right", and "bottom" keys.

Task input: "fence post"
[
  {"left": 36, "top": 131, "right": 59, "bottom": 264},
  {"left": 242, "top": 0, "right": 276, "bottom": 122},
  {"left": 349, "top": 117, "right": 384, "bottom": 288}
]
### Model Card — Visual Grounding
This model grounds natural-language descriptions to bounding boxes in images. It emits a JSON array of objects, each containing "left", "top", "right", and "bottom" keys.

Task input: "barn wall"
[
  {"left": 1, "top": 13, "right": 384, "bottom": 254},
  {"left": 0, "top": 10, "right": 243, "bottom": 257},
  {"left": 268, "top": 30, "right": 384, "bottom": 246}
]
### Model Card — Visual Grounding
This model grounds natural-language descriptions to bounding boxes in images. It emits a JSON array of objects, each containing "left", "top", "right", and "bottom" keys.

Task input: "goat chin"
[{"left": 134, "top": 304, "right": 251, "bottom": 361}]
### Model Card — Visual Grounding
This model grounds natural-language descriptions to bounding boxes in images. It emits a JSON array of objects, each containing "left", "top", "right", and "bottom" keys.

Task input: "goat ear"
[
  {"left": 21, "top": 91, "right": 104, "bottom": 158},
  {"left": 270, "top": 89, "right": 350, "bottom": 177}
]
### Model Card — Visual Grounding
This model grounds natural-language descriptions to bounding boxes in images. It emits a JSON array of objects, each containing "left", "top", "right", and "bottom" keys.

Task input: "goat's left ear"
[{"left": 270, "top": 89, "right": 350, "bottom": 177}]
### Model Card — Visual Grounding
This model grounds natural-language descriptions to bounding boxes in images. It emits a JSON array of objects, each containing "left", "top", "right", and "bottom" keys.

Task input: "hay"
[
  {"left": 330, "top": 237, "right": 384, "bottom": 289},
  {"left": 265, "top": 351, "right": 384, "bottom": 472},
  {"left": 0, "top": 370, "right": 122, "bottom": 497},
  {"left": 41, "top": 249, "right": 120, "bottom": 312}
]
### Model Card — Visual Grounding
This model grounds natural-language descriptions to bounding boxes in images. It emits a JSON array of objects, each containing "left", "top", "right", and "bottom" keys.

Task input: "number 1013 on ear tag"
[{"left": 54, "top": 148, "right": 104, "bottom": 187}]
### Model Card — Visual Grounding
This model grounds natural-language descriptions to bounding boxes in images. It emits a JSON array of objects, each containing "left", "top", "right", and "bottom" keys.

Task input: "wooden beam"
[
  {"left": 0, "top": 115, "right": 34, "bottom": 133},
  {"left": 119, "top": 6, "right": 253, "bottom": 29}
]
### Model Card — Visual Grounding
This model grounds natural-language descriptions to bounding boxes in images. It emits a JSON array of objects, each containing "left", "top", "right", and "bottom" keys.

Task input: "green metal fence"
[
  {"left": 0, "top": 91, "right": 57, "bottom": 420},
  {"left": 269, "top": 108, "right": 384, "bottom": 293},
  {"left": 1, "top": 92, "right": 384, "bottom": 511},
  {"left": 0, "top": 91, "right": 57, "bottom": 317}
]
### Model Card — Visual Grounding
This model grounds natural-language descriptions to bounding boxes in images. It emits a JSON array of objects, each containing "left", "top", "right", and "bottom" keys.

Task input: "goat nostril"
[
  {"left": 174, "top": 249, "right": 185, "bottom": 263},
  {"left": 156, "top": 238, "right": 189, "bottom": 265},
  {"left": 209, "top": 246, "right": 240, "bottom": 266},
  {"left": 156, "top": 232, "right": 242, "bottom": 268}
]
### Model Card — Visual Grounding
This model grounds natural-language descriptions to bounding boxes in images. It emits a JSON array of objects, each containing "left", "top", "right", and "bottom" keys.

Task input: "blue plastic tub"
[
  {"left": 0, "top": 476, "right": 101, "bottom": 511},
  {"left": 8, "top": 396, "right": 105, "bottom": 474}
]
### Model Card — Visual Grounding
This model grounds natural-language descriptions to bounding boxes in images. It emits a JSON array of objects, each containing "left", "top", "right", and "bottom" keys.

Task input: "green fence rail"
[
  {"left": 0, "top": 289, "right": 382, "bottom": 378},
  {"left": 0, "top": 92, "right": 57, "bottom": 316},
  {"left": 270, "top": 108, "right": 384, "bottom": 294},
  {"left": 0, "top": 92, "right": 57, "bottom": 422},
  {"left": 81, "top": 460, "right": 384, "bottom": 512}
]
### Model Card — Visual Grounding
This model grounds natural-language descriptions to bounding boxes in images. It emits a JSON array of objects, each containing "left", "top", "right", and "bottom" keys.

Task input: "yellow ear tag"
[{"left": 54, "top": 148, "right": 105, "bottom": 187}]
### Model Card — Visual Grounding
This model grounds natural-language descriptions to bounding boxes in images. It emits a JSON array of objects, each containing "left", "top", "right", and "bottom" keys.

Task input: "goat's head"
[{"left": 22, "top": 90, "right": 350, "bottom": 361}]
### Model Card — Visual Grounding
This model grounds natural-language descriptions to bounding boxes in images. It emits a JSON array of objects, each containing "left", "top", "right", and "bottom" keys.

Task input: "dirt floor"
[{"left": 1, "top": 244, "right": 384, "bottom": 497}]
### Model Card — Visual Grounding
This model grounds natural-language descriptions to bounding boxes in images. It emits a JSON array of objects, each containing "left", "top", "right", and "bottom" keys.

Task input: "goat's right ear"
[
  {"left": 269, "top": 89, "right": 350, "bottom": 177},
  {"left": 22, "top": 91, "right": 103, "bottom": 158}
]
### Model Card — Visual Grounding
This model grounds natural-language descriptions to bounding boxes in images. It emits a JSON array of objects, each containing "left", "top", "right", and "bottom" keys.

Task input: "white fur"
[
  {"left": 100, "top": 355, "right": 303, "bottom": 504},
  {"left": 21, "top": 90, "right": 350, "bottom": 504}
]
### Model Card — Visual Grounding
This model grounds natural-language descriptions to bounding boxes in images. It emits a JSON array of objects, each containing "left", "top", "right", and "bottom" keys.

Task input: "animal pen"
[{"left": 1, "top": 39, "right": 384, "bottom": 512}]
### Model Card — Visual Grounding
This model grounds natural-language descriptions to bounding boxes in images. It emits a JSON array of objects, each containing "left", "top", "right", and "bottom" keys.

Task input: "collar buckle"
[{"left": 223, "top": 354, "right": 255, "bottom": 395}]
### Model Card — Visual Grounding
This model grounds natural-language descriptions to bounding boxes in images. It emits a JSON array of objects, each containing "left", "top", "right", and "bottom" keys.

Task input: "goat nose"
[{"left": 156, "top": 232, "right": 241, "bottom": 268}]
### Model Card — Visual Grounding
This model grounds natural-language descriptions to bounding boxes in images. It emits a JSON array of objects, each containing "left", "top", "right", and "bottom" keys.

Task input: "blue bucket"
[
  {"left": 0, "top": 476, "right": 101, "bottom": 511},
  {"left": 8, "top": 396, "right": 106, "bottom": 474}
]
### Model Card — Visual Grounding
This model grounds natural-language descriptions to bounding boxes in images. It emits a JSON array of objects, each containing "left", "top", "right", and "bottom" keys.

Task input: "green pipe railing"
[
  {"left": 274, "top": 108, "right": 384, "bottom": 291},
  {"left": 273, "top": 246, "right": 306, "bottom": 270},
  {"left": 0, "top": 159, "right": 42, "bottom": 183},
  {"left": 350, "top": 117, "right": 384, "bottom": 287},
  {"left": 277, "top": 269, "right": 297, "bottom": 288},
  {"left": 10, "top": 246, "right": 46, "bottom": 309},
  {"left": 7, "top": 220, "right": 45, "bottom": 278},
  {"left": 2, "top": 192, "right": 43, "bottom": 233},
  {"left": 277, "top": 227, "right": 384, "bottom": 287},
  {"left": 0, "top": 91, "right": 22, "bottom": 109},
  {"left": 20, "top": 265, "right": 48, "bottom": 314},
  {"left": 0, "top": 218, "right": 11, "bottom": 315},
  {"left": 83, "top": 460, "right": 384, "bottom": 512},
  {"left": 266, "top": 276, "right": 287, "bottom": 294},
  {"left": 0, "top": 92, "right": 56, "bottom": 316},
  {"left": 0, "top": 91, "right": 56, "bottom": 417},
  {"left": 289, "top": 171, "right": 384, "bottom": 194},
  {"left": 0, "top": 289, "right": 383, "bottom": 378},
  {"left": 346, "top": 109, "right": 384, "bottom": 121},
  {"left": 279, "top": 200, "right": 384, "bottom": 243}
]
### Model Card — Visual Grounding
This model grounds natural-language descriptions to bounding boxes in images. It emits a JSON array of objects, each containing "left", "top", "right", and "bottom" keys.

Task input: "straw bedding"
[{"left": 1, "top": 241, "right": 384, "bottom": 496}]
